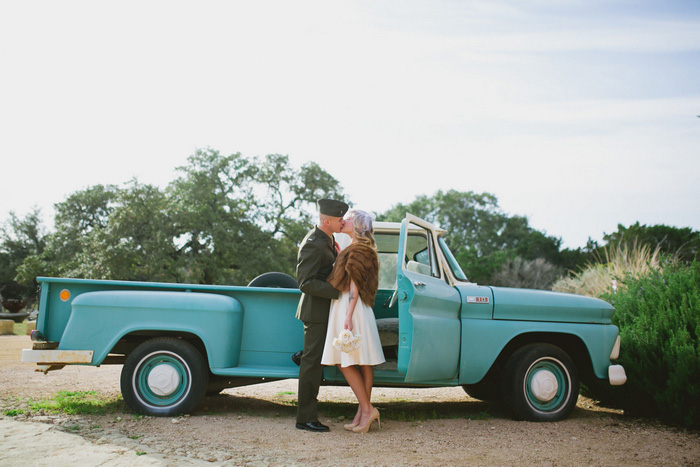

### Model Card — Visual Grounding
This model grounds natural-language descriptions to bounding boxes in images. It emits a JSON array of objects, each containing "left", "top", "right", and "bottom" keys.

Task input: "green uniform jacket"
[{"left": 295, "top": 227, "right": 340, "bottom": 323}]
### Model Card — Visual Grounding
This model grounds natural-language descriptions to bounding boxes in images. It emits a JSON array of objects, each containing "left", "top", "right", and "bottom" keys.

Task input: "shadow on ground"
[{"left": 193, "top": 391, "right": 615, "bottom": 423}]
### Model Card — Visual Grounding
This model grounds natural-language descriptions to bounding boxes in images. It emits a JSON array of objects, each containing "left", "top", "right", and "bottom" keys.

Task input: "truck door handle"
[{"left": 413, "top": 281, "right": 426, "bottom": 288}]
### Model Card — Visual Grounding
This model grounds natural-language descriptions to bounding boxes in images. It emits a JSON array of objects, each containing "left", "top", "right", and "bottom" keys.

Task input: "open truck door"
[{"left": 396, "top": 215, "right": 461, "bottom": 382}]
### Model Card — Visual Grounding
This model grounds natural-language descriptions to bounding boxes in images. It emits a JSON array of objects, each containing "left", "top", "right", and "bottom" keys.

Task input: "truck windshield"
[{"left": 439, "top": 237, "right": 468, "bottom": 281}]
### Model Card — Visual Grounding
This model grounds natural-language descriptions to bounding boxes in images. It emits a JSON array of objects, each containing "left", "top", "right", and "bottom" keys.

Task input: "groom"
[{"left": 294, "top": 198, "right": 348, "bottom": 432}]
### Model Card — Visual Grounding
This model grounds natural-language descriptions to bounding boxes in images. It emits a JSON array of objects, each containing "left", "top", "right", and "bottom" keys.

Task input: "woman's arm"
[{"left": 344, "top": 279, "right": 359, "bottom": 331}]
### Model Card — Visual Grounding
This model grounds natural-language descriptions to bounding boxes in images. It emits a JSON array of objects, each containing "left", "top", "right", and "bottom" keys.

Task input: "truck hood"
[{"left": 490, "top": 286, "right": 614, "bottom": 324}]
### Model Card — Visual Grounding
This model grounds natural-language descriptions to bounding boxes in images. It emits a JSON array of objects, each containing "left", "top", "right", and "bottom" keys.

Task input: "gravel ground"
[{"left": 2, "top": 335, "right": 699, "bottom": 466}]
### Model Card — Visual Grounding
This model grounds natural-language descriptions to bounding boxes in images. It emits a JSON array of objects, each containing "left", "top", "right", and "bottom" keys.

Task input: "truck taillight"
[{"left": 59, "top": 289, "right": 71, "bottom": 302}]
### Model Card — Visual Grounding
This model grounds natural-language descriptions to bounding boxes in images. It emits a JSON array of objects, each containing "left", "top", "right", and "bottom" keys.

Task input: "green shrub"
[{"left": 589, "top": 261, "right": 700, "bottom": 428}]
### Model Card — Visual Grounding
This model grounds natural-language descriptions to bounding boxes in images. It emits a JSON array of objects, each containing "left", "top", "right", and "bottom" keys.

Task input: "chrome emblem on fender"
[{"left": 467, "top": 296, "right": 489, "bottom": 304}]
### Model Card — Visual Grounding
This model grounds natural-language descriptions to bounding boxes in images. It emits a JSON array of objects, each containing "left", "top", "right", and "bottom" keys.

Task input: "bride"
[{"left": 321, "top": 209, "right": 385, "bottom": 433}]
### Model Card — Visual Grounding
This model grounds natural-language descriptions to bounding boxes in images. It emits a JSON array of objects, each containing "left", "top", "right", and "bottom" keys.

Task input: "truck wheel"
[
  {"left": 247, "top": 272, "right": 298, "bottom": 288},
  {"left": 501, "top": 343, "right": 579, "bottom": 422},
  {"left": 121, "top": 337, "right": 208, "bottom": 416}
]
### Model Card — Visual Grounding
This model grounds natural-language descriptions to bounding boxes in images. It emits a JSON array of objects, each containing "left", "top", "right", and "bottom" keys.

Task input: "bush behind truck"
[{"left": 23, "top": 214, "right": 626, "bottom": 421}]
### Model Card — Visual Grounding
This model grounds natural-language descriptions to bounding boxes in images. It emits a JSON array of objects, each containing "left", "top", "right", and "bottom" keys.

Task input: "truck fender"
[
  {"left": 59, "top": 290, "right": 243, "bottom": 369},
  {"left": 459, "top": 319, "right": 619, "bottom": 384}
]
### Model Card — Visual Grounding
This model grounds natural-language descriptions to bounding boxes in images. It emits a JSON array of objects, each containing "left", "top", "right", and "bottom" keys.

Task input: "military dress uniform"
[{"left": 295, "top": 199, "right": 347, "bottom": 430}]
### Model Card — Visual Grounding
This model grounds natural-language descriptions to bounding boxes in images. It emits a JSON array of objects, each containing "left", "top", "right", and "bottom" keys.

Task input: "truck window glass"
[
  {"left": 375, "top": 233, "right": 399, "bottom": 289},
  {"left": 407, "top": 223, "right": 439, "bottom": 278},
  {"left": 438, "top": 237, "right": 468, "bottom": 281},
  {"left": 377, "top": 252, "right": 397, "bottom": 289}
]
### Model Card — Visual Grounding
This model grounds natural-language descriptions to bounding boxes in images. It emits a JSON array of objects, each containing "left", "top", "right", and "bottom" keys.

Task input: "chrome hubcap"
[
  {"left": 530, "top": 369, "right": 558, "bottom": 402},
  {"left": 147, "top": 363, "right": 181, "bottom": 396}
]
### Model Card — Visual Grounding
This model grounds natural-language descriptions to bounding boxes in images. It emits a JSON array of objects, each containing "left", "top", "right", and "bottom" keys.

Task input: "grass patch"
[
  {"left": 4, "top": 409, "right": 24, "bottom": 417},
  {"left": 470, "top": 410, "right": 494, "bottom": 420},
  {"left": 27, "top": 391, "right": 124, "bottom": 415},
  {"left": 13, "top": 322, "right": 27, "bottom": 336}
]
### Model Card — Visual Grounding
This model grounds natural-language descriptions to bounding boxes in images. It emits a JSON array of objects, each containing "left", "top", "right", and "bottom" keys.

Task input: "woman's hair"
[{"left": 347, "top": 209, "right": 376, "bottom": 249}]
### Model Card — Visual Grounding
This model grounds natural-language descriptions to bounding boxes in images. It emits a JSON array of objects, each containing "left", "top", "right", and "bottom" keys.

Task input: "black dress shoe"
[
  {"left": 291, "top": 350, "right": 303, "bottom": 366},
  {"left": 295, "top": 421, "right": 330, "bottom": 432}
]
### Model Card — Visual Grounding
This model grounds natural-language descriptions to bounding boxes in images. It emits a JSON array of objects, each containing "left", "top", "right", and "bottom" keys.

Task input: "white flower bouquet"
[{"left": 332, "top": 329, "right": 361, "bottom": 353}]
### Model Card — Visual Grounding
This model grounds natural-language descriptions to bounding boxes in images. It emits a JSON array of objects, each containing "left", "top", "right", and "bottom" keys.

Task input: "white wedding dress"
[{"left": 321, "top": 291, "right": 385, "bottom": 368}]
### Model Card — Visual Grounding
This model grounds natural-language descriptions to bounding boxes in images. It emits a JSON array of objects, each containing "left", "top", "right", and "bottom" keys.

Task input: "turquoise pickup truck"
[{"left": 23, "top": 214, "right": 626, "bottom": 422}]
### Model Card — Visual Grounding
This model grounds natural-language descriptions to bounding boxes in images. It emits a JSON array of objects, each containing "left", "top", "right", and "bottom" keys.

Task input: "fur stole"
[{"left": 327, "top": 242, "right": 379, "bottom": 307}]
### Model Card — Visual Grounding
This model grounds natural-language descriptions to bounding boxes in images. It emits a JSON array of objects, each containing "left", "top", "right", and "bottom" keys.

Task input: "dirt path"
[{"left": 2, "top": 335, "right": 699, "bottom": 466}]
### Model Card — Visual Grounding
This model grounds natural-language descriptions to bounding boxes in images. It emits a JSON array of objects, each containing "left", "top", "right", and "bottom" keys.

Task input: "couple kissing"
[{"left": 294, "top": 199, "right": 384, "bottom": 433}]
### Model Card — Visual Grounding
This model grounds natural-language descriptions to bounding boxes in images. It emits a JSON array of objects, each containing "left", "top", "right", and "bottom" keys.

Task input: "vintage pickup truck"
[{"left": 23, "top": 214, "right": 626, "bottom": 422}]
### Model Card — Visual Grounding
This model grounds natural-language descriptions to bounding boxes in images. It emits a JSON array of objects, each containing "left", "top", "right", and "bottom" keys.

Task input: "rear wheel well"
[
  {"left": 109, "top": 331, "right": 208, "bottom": 365},
  {"left": 492, "top": 332, "right": 593, "bottom": 382}
]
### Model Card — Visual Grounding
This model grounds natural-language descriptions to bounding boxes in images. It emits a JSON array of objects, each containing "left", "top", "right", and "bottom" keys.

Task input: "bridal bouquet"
[{"left": 332, "top": 329, "right": 361, "bottom": 353}]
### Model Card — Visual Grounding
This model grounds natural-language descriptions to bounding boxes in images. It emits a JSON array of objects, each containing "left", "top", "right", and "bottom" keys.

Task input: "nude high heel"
[
  {"left": 344, "top": 407, "right": 362, "bottom": 430},
  {"left": 352, "top": 408, "right": 380, "bottom": 433},
  {"left": 343, "top": 421, "right": 359, "bottom": 431}
]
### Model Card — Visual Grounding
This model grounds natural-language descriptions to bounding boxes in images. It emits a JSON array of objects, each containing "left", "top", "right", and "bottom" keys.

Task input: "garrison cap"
[{"left": 317, "top": 199, "right": 349, "bottom": 217}]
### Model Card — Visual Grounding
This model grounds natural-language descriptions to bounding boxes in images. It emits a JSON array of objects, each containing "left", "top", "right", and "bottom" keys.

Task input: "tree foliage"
[
  {"left": 0, "top": 208, "right": 47, "bottom": 303},
  {"left": 4, "top": 153, "right": 699, "bottom": 301},
  {"left": 11, "top": 149, "right": 345, "bottom": 292},
  {"left": 165, "top": 149, "right": 345, "bottom": 285},
  {"left": 378, "top": 190, "right": 565, "bottom": 287},
  {"left": 599, "top": 222, "right": 700, "bottom": 263},
  {"left": 557, "top": 223, "right": 700, "bottom": 292}
]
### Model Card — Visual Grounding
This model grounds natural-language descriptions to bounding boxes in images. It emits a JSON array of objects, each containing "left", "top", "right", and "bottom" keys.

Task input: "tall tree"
[
  {"left": 39, "top": 184, "right": 119, "bottom": 277},
  {"left": 0, "top": 208, "right": 47, "bottom": 303},
  {"left": 167, "top": 149, "right": 264, "bottom": 284},
  {"left": 601, "top": 222, "right": 700, "bottom": 263},
  {"left": 167, "top": 149, "right": 345, "bottom": 284},
  {"left": 76, "top": 180, "right": 178, "bottom": 281},
  {"left": 253, "top": 154, "right": 345, "bottom": 242},
  {"left": 16, "top": 150, "right": 346, "bottom": 286},
  {"left": 18, "top": 149, "right": 347, "bottom": 288}
]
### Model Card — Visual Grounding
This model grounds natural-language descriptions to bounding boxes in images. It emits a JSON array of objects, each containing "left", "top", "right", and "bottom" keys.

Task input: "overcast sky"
[{"left": 1, "top": 0, "right": 699, "bottom": 249}]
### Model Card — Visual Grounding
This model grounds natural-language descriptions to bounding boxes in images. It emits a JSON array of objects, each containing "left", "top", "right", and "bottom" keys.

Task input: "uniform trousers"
[{"left": 296, "top": 320, "right": 328, "bottom": 423}]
